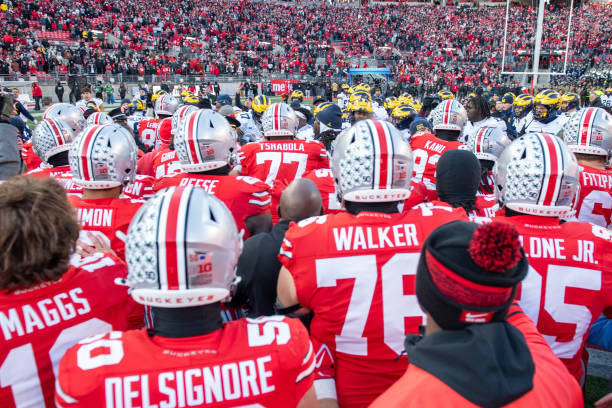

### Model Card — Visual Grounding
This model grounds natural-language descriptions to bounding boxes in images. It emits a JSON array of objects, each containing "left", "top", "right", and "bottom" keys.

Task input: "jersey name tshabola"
[
  {"left": 103, "top": 355, "right": 276, "bottom": 407},
  {"left": 259, "top": 143, "right": 305, "bottom": 152},
  {"left": 332, "top": 224, "right": 419, "bottom": 251}
]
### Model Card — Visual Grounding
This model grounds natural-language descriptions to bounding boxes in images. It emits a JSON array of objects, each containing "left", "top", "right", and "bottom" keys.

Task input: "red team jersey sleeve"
[
  {"left": 21, "top": 140, "right": 42, "bottom": 171},
  {"left": 123, "top": 175, "right": 155, "bottom": 200},
  {"left": 0, "top": 253, "right": 143, "bottom": 408},
  {"left": 496, "top": 215, "right": 612, "bottom": 383},
  {"left": 56, "top": 316, "right": 313, "bottom": 408},
  {"left": 278, "top": 205, "right": 467, "bottom": 407},
  {"left": 303, "top": 168, "right": 343, "bottom": 215}
]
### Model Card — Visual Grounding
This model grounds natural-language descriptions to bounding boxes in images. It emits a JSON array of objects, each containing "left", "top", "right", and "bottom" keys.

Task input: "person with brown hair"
[{"left": 0, "top": 177, "right": 143, "bottom": 408}]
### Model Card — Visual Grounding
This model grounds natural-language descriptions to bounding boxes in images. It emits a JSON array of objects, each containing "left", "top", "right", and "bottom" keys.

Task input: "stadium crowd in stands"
[{"left": 0, "top": 0, "right": 611, "bottom": 88}]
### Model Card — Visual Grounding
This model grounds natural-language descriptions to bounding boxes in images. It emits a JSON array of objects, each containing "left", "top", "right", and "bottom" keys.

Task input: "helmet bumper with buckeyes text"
[{"left": 125, "top": 186, "right": 242, "bottom": 308}]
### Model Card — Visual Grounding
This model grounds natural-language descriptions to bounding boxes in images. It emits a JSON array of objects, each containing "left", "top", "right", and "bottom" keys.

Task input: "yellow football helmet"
[
  {"left": 391, "top": 104, "right": 416, "bottom": 119},
  {"left": 152, "top": 89, "right": 168, "bottom": 102},
  {"left": 252, "top": 95, "right": 271, "bottom": 114},
  {"left": 437, "top": 90, "right": 454, "bottom": 100}
]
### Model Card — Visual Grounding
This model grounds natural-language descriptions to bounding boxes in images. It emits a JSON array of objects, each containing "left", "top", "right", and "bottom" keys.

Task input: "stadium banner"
[{"left": 270, "top": 80, "right": 297, "bottom": 95}]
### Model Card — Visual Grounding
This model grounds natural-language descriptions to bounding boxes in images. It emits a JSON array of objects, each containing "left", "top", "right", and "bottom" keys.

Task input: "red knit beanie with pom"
[{"left": 416, "top": 220, "right": 528, "bottom": 330}]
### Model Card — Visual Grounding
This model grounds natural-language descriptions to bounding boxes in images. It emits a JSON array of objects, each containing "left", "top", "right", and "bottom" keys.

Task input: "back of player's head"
[
  {"left": 86, "top": 111, "right": 113, "bottom": 126},
  {"left": 562, "top": 107, "right": 612, "bottom": 161},
  {"left": 261, "top": 103, "right": 299, "bottom": 138},
  {"left": 124, "top": 186, "right": 242, "bottom": 308},
  {"left": 154, "top": 94, "right": 180, "bottom": 118},
  {"left": 494, "top": 132, "right": 579, "bottom": 218},
  {"left": 331, "top": 119, "right": 412, "bottom": 204},
  {"left": 42, "top": 103, "right": 86, "bottom": 135},
  {"left": 174, "top": 109, "right": 236, "bottom": 172},
  {"left": 32, "top": 118, "right": 75, "bottom": 163},
  {"left": 171, "top": 105, "right": 200, "bottom": 136},
  {"left": 467, "top": 126, "right": 511, "bottom": 163},
  {"left": 430, "top": 99, "right": 468, "bottom": 135},
  {"left": 69, "top": 124, "right": 138, "bottom": 189},
  {"left": 0, "top": 177, "right": 79, "bottom": 292},
  {"left": 436, "top": 150, "right": 481, "bottom": 211}
]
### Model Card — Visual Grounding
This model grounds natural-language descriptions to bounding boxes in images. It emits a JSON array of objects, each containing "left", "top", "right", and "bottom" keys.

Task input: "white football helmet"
[
  {"left": 171, "top": 105, "right": 199, "bottom": 136},
  {"left": 494, "top": 132, "right": 579, "bottom": 217},
  {"left": 32, "top": 119, "right": 75, "bottom": 162},
  {"left": 87, "top": 111, "right": 114, "bottom": 126},
  {"left": 69, "top": 124, "right": 138, "bottom": 189},
  {"left": 467, "top": 126, "right": 511, "bottom": 162},
  {"left": 429, "top": 99, "right": 468, "bottom": 133},
  {"left": 125, "top": 186, "right": 242, "bottom": 308},
  {"left": 175, "top": 109, "right": 236, "bottom": 172},
  {"left": 331, "top": 119, "right": 413, "bottom": 202},
  {"left": 261, "top": 103, "right": 299, "bottom": 137},
  {"left": 42, "top": 103, "right": 87, "bottom": 135},
  {"left": 562, "top": 107, "right": 612, "bottom": 159},
  {"left": 155, "top": 94, "right": 180, "bottom": 117}
]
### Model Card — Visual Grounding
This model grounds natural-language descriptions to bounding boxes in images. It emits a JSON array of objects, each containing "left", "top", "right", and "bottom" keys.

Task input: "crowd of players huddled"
[{"left": 0, "top": 80, "right": 611, "bottom": 407}]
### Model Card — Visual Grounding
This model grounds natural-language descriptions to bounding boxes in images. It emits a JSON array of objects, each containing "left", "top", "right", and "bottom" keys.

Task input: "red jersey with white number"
[
  {"left": 302, "top": 169, "right": 343, "bottom": 215},
  {"left": 409, "top": 133, "right": 464, "bottom": 200},
  {"left": 138, "top": 118, "right": 162, "bottom": 150},
  {"left": 0, "top": 254, "right": 143, "bottom": 408},
  {"left": 153, "top": 174, "right": 270, "bottom": 238},
  {"left": 495, "top": 215, "right": 612, "bottom": 384},
  {"left": 574, "top": 165, "right": 612, "bottom": 229},
  {"left": 56, "top": 317, "right": 314, "bottom": 408},
  {"left": 278, "top": 204, "right": 467, "bottom": 408},
  {"left": 238, "top": 140, "right": 329, "bottom": 187},
  {"left": 68, "top": 196, "right": 143, "bottom": 260},
  {"left": 123, "top": 175, "right": 155, "bottom": 200}
]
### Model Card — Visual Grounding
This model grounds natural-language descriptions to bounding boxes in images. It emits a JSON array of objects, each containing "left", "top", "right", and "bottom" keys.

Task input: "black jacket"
[{"left": 233, "top": 220, "right": 291, "bottom": 317}]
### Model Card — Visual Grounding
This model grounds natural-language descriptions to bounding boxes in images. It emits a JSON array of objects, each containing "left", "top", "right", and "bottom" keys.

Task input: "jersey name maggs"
[
  {"left": 332, "top": 224, "right": 419, "bottom": 251},
  {"left": 0, "top": 288, "right": 91, "bottom": 340},
  {"left": 104, "top": 355, "right": 275, "bottom": 407},
  {"left": 77, "top": 208, "right": 114, "bottom": 227},
  {"left": 259, "top": 143, "right": 305, "bottom": 152}
]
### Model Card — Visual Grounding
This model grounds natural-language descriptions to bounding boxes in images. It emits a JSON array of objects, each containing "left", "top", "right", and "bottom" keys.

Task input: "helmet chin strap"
[{"left": 149, "top": 303, "right": 224, "bottom": 338}]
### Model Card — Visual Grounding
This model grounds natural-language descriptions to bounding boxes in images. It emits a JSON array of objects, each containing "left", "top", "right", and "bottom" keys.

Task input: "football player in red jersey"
[
  {"left": 0, "top": 177, "right": 143, "bottom": 408},
  {"left": 277, "top": 119, "right": 467, "bottom": 408},
  {"left": 137, "top": 104, "right": 198, "bottom": 179},
  {"left": 493, "top": 132, "right": 612, "bottom": 385},
  {"left": 154, "top": 109, "right": 272, "bottom": 238},
  {"left": 237, "top": 102, "right": 329, "bottom": 187},
  {"left": 435, "top": 150, "right": 498, "bottom": 218},
  {"left": 26, "top": 118, "right": 75, "bottom": 179},
  {"left": 371, "top": 221, "right": 582, "bottom": 408},
  {"left": 466, "top": 125, "right": 512, "bottom": 200},
  {"left": 68, "top": 124, "right": 144, "bottom": 260},
  {"left": 562, "top": 107, "right": 612, "bottom": 228},
  {"left": 410, "top": 99, "right": 467, "bottom": 200},
  {"left": 137, "top": 94, "right": 179, "bottom": 151},
  {"left": 55, "top": 186, "right": 316, "bottom": 408}
]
